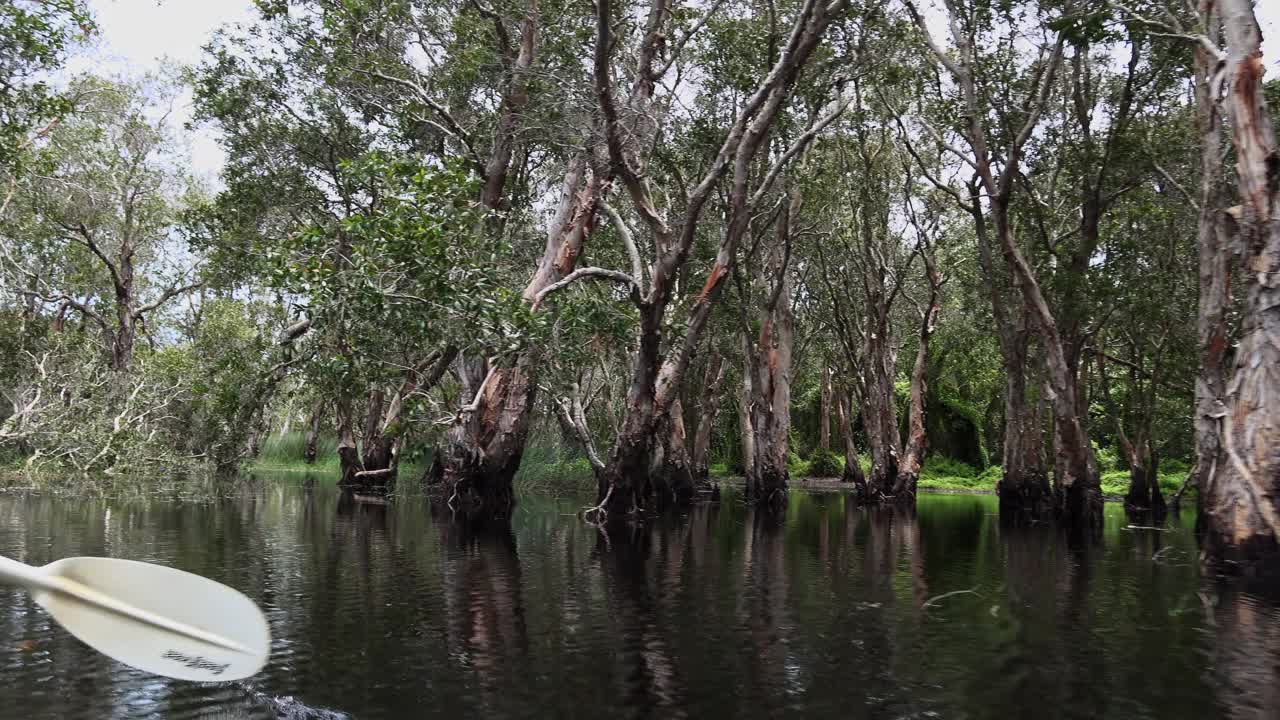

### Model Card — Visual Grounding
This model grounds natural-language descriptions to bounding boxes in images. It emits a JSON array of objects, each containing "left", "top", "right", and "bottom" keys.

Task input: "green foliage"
[
  {"left": 0, "top": 1, "right": 94, "bottom": 171},
  {"left": 807, "top": 449, "right": 842, "bottom": 477},
  {"left": 918, "top": 455, "right": 985, "bottom": 490},
  {"left": 786, "top": 451, "right": 810, "bottom": 478},
  {"left": 924, "top": 455, "right": 978, "bottom": 479},
  {"left": 1093, "top": 443, "right": 1121, "bottom": 472}
]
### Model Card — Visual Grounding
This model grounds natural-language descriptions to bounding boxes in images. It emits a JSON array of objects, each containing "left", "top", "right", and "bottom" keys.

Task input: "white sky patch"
[{"left": 70, "top": 0, "right": 256, "bottom": 180}]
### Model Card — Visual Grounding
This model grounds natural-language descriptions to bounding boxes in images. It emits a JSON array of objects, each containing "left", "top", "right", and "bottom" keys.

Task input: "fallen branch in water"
[
  {"left": 1124, "top": 524, "right": 1170, "bottom": 531},
  {"left": 922, "top": 587, "right": 981, "bottom": 609}
]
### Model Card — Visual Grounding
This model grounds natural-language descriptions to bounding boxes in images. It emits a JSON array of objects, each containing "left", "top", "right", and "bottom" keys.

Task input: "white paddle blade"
[{"left": 34, "top": 557, "right": 270, "bottom": 681}]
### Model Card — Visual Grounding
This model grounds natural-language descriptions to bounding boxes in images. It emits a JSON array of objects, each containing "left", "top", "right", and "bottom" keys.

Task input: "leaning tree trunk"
[
  {"left": 430, "top": 2, "right": 572, "bottom": 510},
  {"left": 993, "top": 204, "right": 1101, "bottom": 536},
  {"left": 589, "top": 0, "right": 842, "bottom": 516},
  {"left": 691, "top": 351, "right": 726, "bottom": 481},
  {"left": 1202, "top": 0, "right": 1280, "bottom": 566},
  {"left": 434, "top": 159, "right": 602, "bottom": 508},
  {"left": 893, "top": 252, "right": 941, "bottom": 500},
  {"left": 837, "top": 388, "right": 868, "bottom": 491}
]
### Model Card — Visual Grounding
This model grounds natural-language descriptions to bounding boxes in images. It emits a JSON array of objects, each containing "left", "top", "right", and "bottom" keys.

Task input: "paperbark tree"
[
  {"left": 905, "top": 0, "right": 1101, "bottom": 532},
  {"left": 581, "top": 0, "right": 849, "bottom": 517},
  {"left": 691, "top": 351, "right": 726, "bottom": 482},
  {"left": 1200, "top": 0, "right": 1280, "bottom": 565},
  {"left": 894, "top": 199, "right": 944, "bottom": 499},
  {"left": 744, "top": 193, "right": 799, "bottom": 503}
]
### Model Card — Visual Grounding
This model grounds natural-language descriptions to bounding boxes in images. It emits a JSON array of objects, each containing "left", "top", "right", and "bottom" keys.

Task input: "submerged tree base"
[
  {"left": 424, "top": 453, "right": 518, "bottom": 516},
  {"left": 997, "top": 473, "right": 1054, "bottom": 526},
  {"left": 1201, "top": 531, "right": 1280, "bottom": 580},
  {"left": 1054, "top": 481, "right": 1105, "bottom": 541}
]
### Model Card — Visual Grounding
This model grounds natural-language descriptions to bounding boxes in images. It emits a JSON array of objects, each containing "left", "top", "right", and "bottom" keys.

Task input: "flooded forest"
[{"left": 2, "top": 0, "right": 1280, "bottom": 717}]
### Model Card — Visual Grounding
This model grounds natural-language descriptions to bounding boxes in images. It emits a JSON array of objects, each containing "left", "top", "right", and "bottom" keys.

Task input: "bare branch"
[
  {"left": 530, "top": 266, "right": 641, "bottom": 310},
  {"left": 134, "top": 281, "right": 202, "bottom": 319},
  {"left": 600, "top": 200, "right": 646, "bottom": 291}
]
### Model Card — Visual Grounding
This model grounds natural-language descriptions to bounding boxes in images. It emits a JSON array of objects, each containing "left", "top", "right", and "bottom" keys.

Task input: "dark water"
[{"left": 1, "top": 481, "right": 1278, "bottom": 720}]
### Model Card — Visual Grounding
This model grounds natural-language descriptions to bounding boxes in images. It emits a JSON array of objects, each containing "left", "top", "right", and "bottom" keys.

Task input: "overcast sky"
[{"left": 78, "top": 0, "right": 1280, "bottom": 179}]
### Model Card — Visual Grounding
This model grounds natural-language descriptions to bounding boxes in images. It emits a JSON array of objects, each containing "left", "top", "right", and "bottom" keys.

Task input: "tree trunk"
[
  {"left": 819, "top": 363, "right": 832, "bottom": 452},
  {"left": 738, "top": 339, "right": 756, "bottom": 481},
  {"left": 651, "top": 397, "right": 695, "bottom": 506},
  {"left": 111, "top": 296, "right": 135, "bottom": 372},
  {"left": 1202, "top": 0, "right": 1280, "bottom": 567},
  {"left": 590, "top": 0, "right": 841, "bottom": 516},
  {"left": 335, "top": 392, "right": 360, "bottom": 487},
  {"left": 998, "top": 330, "right": 1052, "bottom": 522},
  {"left": 691, "top": 351, "right": 726, "bottom": 481},
  {"left": 593, "top": 304, "right": 664, "bottom": 515},
  {"left": 860, "top": 322, "right": 899, "bottom": 498},
  {"left": 911, "top": 6, "right": 1088, "bottom": 527},
  {"left": 894, "top": 251, "right": 942, "bottom": 500},
  {"left": 993, "top": 203, "right": 1101, "bottom": 535},
  {"left": 435, "top": 159, "right": 601, "bottom": 508},
  {"left": 1188, "top": 0, "right": 1230, "bottom": 519},
  {"left": 747, "top": 260, "right": 794, "bottom": 505},
  {"left": 970, "top": 185, "right": 1051, "bottom": 521},
  {"left": 837, "top": 388, "right": 868, "bottom": 490},
  {"left": 360, "top": 388, "right": 386, "bottom": 469},
  {"left": 304, "top": 398, "right": 323, "bottom": 465},
  {"left": 430, "top": 1, "right": 560, "bottom": 511}
]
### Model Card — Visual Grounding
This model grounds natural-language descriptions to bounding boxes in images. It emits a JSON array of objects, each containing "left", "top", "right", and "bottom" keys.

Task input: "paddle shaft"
[{"left": 0, "top": 554, "right": 254, "bottom": 655}]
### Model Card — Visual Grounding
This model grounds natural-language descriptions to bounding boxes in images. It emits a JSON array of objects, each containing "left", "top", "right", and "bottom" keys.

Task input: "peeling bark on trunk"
[
  {"left": 1189, "top": 0, "right": 1230, "bottom": 520},
  {"left": 691, "top": 351, "right": 726, "bottom": 481},
  {"left": 745, "top": 193, "right": 797, "bottom": 505},
  {"left": 995, "top": 202, "right": 1101, "bottom": 535},
  {"left": 590, "top": 0, "right": 842, "bottom": 516},
  {"left": 855, "top": 137, "right": 901, "bottom": 501},
  {"left": 436, "top": 159, "right": 603, "bottom": 508},
  {"left": 907, "top": 4, "right": 1092, "bottom": 529},
  {"left": 651, "top": 397, "right": 695, "bottom": 506},
  {"left": 431, "top": 0, "right": 575, "bottom": 510},
  {"left": 971, "top": 186, "right": 1050, "bottom": 522},
  {"left": 738, "top": 342, "right": 756, "bottom": 482},
  {"left": 747, "top": 260, "right": 794, "bottom": 505},
  {"left": 1202, "top": 0, "right": 1280, "bottom": 568},
  {"left": 893, "top": 251, "right": 942, "bottom": 500}
]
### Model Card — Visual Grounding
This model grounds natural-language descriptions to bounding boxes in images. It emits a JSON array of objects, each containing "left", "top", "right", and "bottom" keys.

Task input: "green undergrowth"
[
  {"left": 252, "top": 431, "right": 344, "bottom": 474},
  {"left": 250, "top": 432, "right": 1193, "bottom": 501},
  {"left": 253, "top": 433, "right": 595, "bottom": 494},
  {"left": 251, "top": 432, "right": 429, "bottom": 479},
  {"left": 511, "top": 445, "right": 595, "bottom": 495}
]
